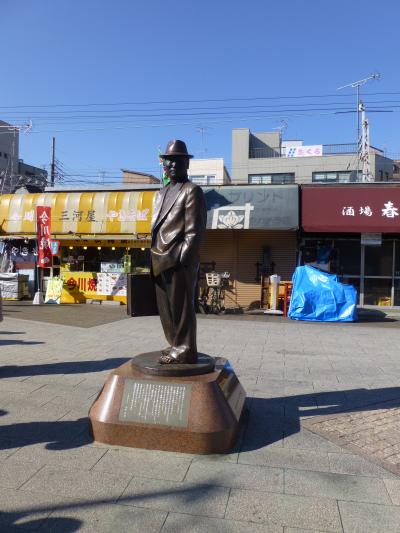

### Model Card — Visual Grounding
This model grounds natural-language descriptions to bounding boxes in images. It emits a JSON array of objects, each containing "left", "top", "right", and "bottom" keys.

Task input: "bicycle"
[{"left": 205, "top": 271, "right": 230, "bottom": 314}]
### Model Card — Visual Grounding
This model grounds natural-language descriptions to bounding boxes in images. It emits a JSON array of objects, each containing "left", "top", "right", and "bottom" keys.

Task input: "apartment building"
[{"left": 232, "top": 128, "right": 394, "bottom": 185}]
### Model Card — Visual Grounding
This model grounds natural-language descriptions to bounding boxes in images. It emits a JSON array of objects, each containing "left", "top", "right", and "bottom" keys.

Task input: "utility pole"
[
  {"left": 359, "top": 101, "right": 373, "bottom": 182},
  {"left": 50, "top": 137, "right": 56, "bottom": 186},
  {"left": 337, "top": 73, "right": 380, "bottom": 181}
]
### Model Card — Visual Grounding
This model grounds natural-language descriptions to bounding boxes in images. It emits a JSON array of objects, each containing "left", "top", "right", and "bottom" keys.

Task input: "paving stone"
[
  {"left": 92, "top": 447, "right": 192, "bottom": 482},
  {"left": 238, "top": 446, "right": 330, "bottom": 472},
  {"left": 285, "top": 469, "right": 391, "bottom": 504},
  {"left": 120, "top": 477, "right": 230, "bottom": 517},
  {"left": 20, "top": 465, "right": 132, "bottom": 501},
  {"left": 339, "top": 500, "right": 400, "bottom": 532},
  {"left": 0, "top": 486, "right": 79, "bottom": 531},
  {"left": 185, "top": 461, "right": 283, "bottom": 492},
  {"left": 0, "top": 459, "right": 43, "bottom": 489},
  {"left": 283, "top": 428, "right": 345, "bottom": 453},
  {"left": 328, "top": 452, "right": 399, "bottom": 478},
  {"left": 38, "top": 503, "right": 167, "bottom": 533},
  {"left": 8, "top": 442, "right": 107, "bottom": 470},
  {"left": 191, "top": 451, "right": 239, "bottom": 463},
  {"left": 303, "top": 402, "right": 400, "bottom": 476},
  {"left": 384, "top": 479, "right": 400, "bottom": 505},
  {"left": 225, "top": 489, "right": 342, "bottom": 531},
  {"left": 0, "top": 439, "right": 21, "bottom": 461},
  {"left": 285, "top": 529, "right": 334, "bottom": 533},
  {"left": 162, "top": 513, "right": 283, "bottom": 532}
]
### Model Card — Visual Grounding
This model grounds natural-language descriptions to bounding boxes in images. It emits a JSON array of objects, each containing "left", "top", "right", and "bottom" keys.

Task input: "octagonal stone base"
[{"left": 88, "top": 355, "right": 246, "bottom": 454}]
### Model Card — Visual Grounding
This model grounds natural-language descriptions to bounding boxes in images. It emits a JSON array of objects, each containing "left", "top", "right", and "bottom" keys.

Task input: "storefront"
[
  {"left": 301, "top": 184, "right": 400, "bottom": 307},
  {"left": 0, "top": 190, "right": 153, "bottom": 303},
  {"left": 200, "top": 185, "right": 299, "bottom": 309},
  {"left": 0, "top": 185, "right": 299, "bottom": 308}
]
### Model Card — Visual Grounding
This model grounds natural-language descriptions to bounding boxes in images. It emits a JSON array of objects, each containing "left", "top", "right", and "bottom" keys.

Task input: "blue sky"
[{"left": 2, "top": 0, "right": 400, "bottom": 184}]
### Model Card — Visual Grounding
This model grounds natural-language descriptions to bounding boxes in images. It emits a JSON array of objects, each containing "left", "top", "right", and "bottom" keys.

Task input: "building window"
[
  {"left": 248, "top": 173, "right": 295, "bottom": 185},
  {"left": 190, "top": 174, "right": 218, "bottom": 185},
  {"left": 312, "top": 171, "right": 352, "bottom": 183},
  {"left": 4, "top": 153, "right": 8, "bottom": 159}
]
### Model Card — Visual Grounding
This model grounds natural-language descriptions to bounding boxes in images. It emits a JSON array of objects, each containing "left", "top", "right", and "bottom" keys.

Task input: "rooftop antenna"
[
  {"left": 337, "top": 72, "right": 380, "bottom": 180},
  {"left": 195, "top": 125, "right": 210, "bottom": 157},
  {"left": 273, "top": 120, "right": 288, "bottom": 137}
]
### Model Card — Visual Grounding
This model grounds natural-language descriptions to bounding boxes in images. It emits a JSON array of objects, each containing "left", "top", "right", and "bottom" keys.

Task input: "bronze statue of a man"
[{"left": 151, "top": 140, "right": 207, "bottom": 364}]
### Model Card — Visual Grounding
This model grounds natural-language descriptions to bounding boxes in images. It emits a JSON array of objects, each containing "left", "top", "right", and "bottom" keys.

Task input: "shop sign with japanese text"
[
  {"left": 285, "top": 145, "right": 322, "bottom": 157},
  {"left": 302, "top": 186, "right": 400, "bottom": 233},
  {"left": 203, "top": 185, "right": 299, "bottom": 230},
  {"left": 36, "top": 206, "right": 52, "bottom": 267},
  {"left": 60, "top": 272, "right": 127, "bottom": 303},
  {"left": 50, "top": 239, "right": 60, "bottom": 255}
]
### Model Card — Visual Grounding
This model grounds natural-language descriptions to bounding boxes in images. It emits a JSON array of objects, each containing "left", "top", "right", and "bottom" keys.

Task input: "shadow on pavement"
[
  {"left": 0, "top": 340, "right": 45, "bottom": 346},
  {"left": 356, "top": 308, "right": 398, "bottom": 323},
  {"left": 0, "top": 331, "right": 25, "bottom": 335},
  {"left": 0, "top": 357, "right": 129, "bottom": 379},
  {"left": 0, "top": 513, "right": 81, "bottom": 533},
  {"left": 0, "top": 418, "right": 93, "bottom": 450},
  {"left": 241, "top": 386, "right": 400, "bottom": 451},
  {"left": 0, "top": 482, "right": 222, "bottom": 532},
  {"left": 1, "top": 386, "right": 399, "bottom": 454}
]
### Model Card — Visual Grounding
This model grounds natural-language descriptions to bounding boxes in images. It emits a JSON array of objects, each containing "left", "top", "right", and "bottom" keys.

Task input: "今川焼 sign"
[{"left": 36, "top": 206, "right": 52, "bottom": 267}]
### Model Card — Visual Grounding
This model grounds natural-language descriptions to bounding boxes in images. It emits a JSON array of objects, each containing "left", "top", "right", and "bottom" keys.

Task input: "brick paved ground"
[
  {"left": 304, "top": 401, "right": 400, "bottom": 475},
  {"left": 1, "top": 309, "right": 400, "bottom": 532}
]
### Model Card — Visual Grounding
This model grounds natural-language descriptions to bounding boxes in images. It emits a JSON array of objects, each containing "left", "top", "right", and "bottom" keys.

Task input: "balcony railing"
[{"left": 248, "top": 143, "right": 383, "bottom": 159}]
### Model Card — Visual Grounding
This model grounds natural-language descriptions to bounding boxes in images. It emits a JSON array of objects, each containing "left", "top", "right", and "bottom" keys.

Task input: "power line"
[{"left": 2, "top": 91, "right": 400, "bottom": 109}]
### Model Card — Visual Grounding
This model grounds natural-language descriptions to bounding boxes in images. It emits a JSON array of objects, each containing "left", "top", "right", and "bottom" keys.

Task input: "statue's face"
[{"left": 163, "top": 156, "right": 189, "bottom": 181}]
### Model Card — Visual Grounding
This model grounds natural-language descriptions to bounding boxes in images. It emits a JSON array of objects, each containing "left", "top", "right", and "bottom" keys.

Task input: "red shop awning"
[{"left": 302, "top": 185, "right": 400, "bottom": 233}]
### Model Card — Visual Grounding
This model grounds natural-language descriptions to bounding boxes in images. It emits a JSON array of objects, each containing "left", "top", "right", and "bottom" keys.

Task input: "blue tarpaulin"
[{"left": 288, "top": 266, "right": 357, "bottom": 322}]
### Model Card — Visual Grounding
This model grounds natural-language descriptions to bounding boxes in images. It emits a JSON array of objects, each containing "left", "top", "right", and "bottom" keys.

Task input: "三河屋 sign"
[
  {"left": 302, "top": 186, "right": 400, "bottom": 233},
  {"left": 0, "top": 191, "right": 153, "bottom": 238}
]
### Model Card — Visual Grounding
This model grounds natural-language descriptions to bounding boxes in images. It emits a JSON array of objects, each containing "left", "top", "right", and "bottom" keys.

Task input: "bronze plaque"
[{"left": 119, "top": 379, "right": 192, "bottom": 427}]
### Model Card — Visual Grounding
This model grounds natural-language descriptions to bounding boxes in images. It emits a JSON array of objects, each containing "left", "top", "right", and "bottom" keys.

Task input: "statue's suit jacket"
[{"left": 151, "top": 180, "right": 207, "bottom": 277}]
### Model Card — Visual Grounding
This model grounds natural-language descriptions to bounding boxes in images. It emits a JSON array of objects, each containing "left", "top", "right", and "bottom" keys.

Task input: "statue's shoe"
[{"left": 158, "top": 352, "right": 197, "bottom": 365}]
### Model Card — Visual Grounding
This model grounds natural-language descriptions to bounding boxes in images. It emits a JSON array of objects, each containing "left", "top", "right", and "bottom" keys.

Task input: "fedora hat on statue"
[{"left": 160, "top": 139, "right": 193, "bottom": 159}]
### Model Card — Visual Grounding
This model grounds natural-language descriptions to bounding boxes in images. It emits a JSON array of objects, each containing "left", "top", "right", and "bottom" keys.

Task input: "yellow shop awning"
[{"left": 0, "top": 191, "right": 155, "bottom": 238}]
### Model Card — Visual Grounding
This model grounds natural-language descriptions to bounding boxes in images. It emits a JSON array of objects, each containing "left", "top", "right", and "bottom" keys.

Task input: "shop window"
[
  {"left": 190, "top": 175, "right": 218, "bottom": 185},
  {"left": 394, "top": 241, "right": 400, "bottom": 277},
  {"left": 301, "top": 239, "right": 361, "bottom": 276},
  {"left": 340, "top": 276, "right": 360, "bottom": 304},
  {"left": 333, "top": 240, "right": 361, "bottom": 276},
  {"left": 364, "top": 241, "right": 393, "bottom": 276},
  {"left": 248, "top": 173, "right": 294, "bottom": 185},
  {"left": 312, "top": 171, "right": 352, "bottom": 183},
  {"left": 364, "top": 278, "right": 392, "bottom": 306},
  {"left": 394, "top": 279, "right": 400, "bottom": 306},
  {"left": 271, "top": 173, "right": 295, "bottom": 184}
]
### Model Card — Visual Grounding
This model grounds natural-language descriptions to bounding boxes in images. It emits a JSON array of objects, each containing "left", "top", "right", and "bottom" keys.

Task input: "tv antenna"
[
  {"left": 273, "top": 120, "right": 288, "bottom": 137},
  {"left": 195, "top": 125, "right": 210, "bottom": 157},
  {"left": 337, "top": 72, "right": 380, "bottom": 179}
]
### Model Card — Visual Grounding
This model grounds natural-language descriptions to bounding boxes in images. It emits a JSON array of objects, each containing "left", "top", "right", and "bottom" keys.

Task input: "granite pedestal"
[{"left": 89, "top": 353, "right": 246, "bottom": 454}]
